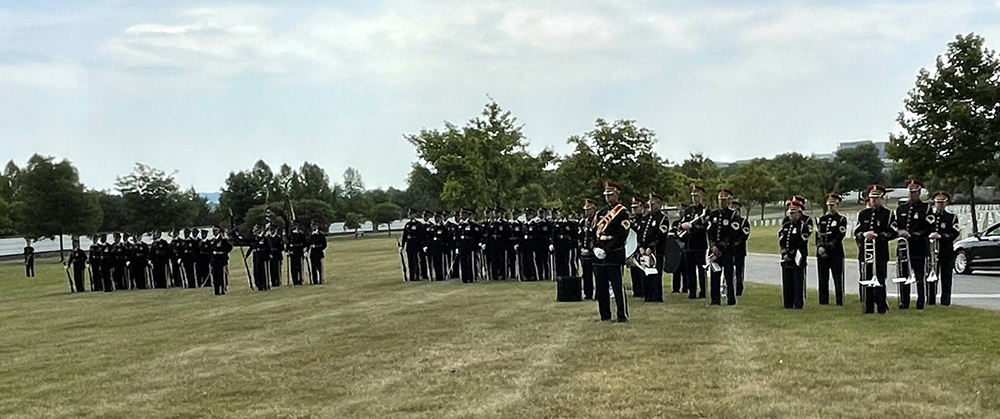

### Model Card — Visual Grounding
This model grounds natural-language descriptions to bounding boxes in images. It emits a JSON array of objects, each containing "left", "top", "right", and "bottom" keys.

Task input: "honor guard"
[
  {"left": 670, "top": 204, "right": 688, "bottom": 294},
  {"left": 66, "top": 237, "right": 88, "bottom": 293},
  {"left": 928, "top": 191, "right": 960, "bottom": 305},
  {"left": 151, "top": 231, "right": 171, "bottom": 289},
  {"left": 109, "top": 233, "right": 128, "bottom": 291},
  {"left": 99, "top": 235, "right": 115, "bottom": 291},
  {"left": 268, "top": 226, "right": 284, "bottom": 287},
  {"left": 855, "top": 184, "right": 896, "bottom": 314},
  {"left": 729, "top": 199, "right": 750, "bottom": 296},
  {"left": 593, "top": 182, "right": 630, "bottom": 322},
  {"left": 445, "top": 212, "right": 460, "bottom": 279},
  {"left": 23, "top": 239, "right": 35, "bottom": 278},
  {"left": 779, "top": 200, "right": 809, "bottom": 309},
  {"left": 169, "top": 231, "right": 184, "bottom": 288},
  {"left": 486, "top": 207, "right": 512, "bottom": 280},
  {"left": 130, "top": 234, "right": 150, "bottom": 289},
  {"left": 553, "top": 208, "right": 576, "bottom": 278},
  {"left": 181, "top": 229, "right": 198, "bottom": 288},
  {"left": 456, "top": 208, "right": 482, "bottom": 283},
  {"left": 679, "top": 185, "right": 709, "bottom": 299},
  {"left": 250, "top": 225, "right": 271, "bottom": 291},
  {"left": 640, "top": 193, "right": 669, "bottom": 303},
  {"left": 707, "top": 188, "right": 739, "bottom": 306},
  {"left": 816, "top": 193, "right": 848, "bottom": 306},
  {"left": 209, "top": 226, "right": 234, "bottom": 295},
  {"left": 507, "top": 209, "right": 524, "bottom": 280},
  {"left": 309, "top": 222, "right": 327, "bottom": 284},
  {"left": 418, "top": 210, "right": 433, "bottom": 280},
  {"left": 89, "top": 235, "right": 104, "bottom": 291},
  {"left": 196, "top": 229, "right": 212, "bottom": 287},
  {"left": 530, "top": 208, "right": 554, "bottom": 280},
  {"left": 287, "top": 224, "right": 307, "bottom": 285},
  {"left": 425, "top": 212, "right": 449, "bottom": 281},
  {"left": 401, "top": 209, "right": 426, "bottom": 281},
  {"left": 894, "top": 179, "right": 932, "bottom": 309},
  {"left": 628, "top": 196, "right": 647, "bottom": 298},
  {"left": 578, "top": 198, "right": 598, "bottom": 299}
]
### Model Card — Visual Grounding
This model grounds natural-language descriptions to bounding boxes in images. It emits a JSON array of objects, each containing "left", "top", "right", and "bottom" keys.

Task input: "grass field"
[{"left": 3, "top": 236, "right": 1000, "bottom": 418}]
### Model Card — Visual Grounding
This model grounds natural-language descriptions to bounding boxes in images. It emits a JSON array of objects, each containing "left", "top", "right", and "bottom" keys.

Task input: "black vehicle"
[{"left": 954, "top": 222, "right": 1000, "bottom": 274}]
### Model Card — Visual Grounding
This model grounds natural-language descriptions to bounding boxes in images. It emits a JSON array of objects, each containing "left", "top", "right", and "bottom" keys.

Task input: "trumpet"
[
  {"left": 859, "top": 237, "right": 881, "bottom": 288},
  {"left": 927, "top": 238, "right": 940, "bottom": 283},
  {"left": 891, "top": 237, "right": 917, "bottom": 285}
]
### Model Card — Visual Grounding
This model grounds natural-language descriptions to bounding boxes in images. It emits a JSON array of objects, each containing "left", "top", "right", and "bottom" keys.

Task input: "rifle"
[{"left": 398, "top": 240, "right": 408, "bottom": 282}]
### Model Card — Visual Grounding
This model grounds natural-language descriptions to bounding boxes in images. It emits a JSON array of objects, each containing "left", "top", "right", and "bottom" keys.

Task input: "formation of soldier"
[{"left": 61, "top": 221, "right": 328, "bottom": 296}]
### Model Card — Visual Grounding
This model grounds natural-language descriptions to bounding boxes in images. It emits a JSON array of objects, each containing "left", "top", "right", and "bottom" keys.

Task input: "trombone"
[
  {"left": 858, "top": 237, "right": 881, "bottom": 288},
  {"left": 927, "top": 238, "right": 940, "bottom": 283},
  {"left": 891, "top": 237, "right": 917, "bottom": 285}
]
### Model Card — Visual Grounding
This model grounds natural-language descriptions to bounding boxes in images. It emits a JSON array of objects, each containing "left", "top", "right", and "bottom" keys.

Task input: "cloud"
[{"left": 0, "top": 62, "right": 88, "bottom": 90}]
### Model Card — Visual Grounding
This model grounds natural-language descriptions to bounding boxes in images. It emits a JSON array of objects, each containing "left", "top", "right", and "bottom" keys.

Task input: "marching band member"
[
  {"left": 779, "top": 200, "right": 809, "bottom": 309},
  {"left": 680, "top": 185, "right": 709, "bottom": 299},
  {"left": 593, "top": 182, "right": 630, "bottom": 322},
  {"left": 640, "top": 193, "right": 669, "bottom": 303},
  {"left": 895, "top": 179, "right": 931, "bottom": 309},
  {"left": 855, "top": 184, "right": 896, "bottom": 314},
  {"left": 928, "top": 191, "right": 960, "bottom": 306},
  {"left": 578, "top": 198, "right": 598, "bottom": 300},
  {"left": 628, "top": 196, "right": 647, "bottom": 298},
  {"left": 708, "top": 188, "right": 739, "bottom": 306},
  {"left": 816, "top": 193, "right": 847, "bottom": 306},
  {"left": 729, "top": 199, "right": 750, "bottom": 296}
]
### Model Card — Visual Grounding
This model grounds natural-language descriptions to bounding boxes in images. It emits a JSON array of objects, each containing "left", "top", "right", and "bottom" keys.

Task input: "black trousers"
[
  {"left": 897, "top": 256, "right": 927, "bottom": 309},
  {"left": 595, "top": 264, "right": 627, "bottom": 321},
  {"left": 197, "top": 259, "right": 211, "bottom": 287},
  {"left": 310, "top": 256, "right": 324, "bottom": 284},
  {"left": 817, "top": 257, "right": 845, "bottom": 305},
  {"left": 781, "top": 265, "right": 804, "bottom": 309},
  {"left": 171, "top": 261, "right": 183, "bottom": 287},
  {"left": 533, "top": 248, "right": 550, "bottom": 280},
  {"left": 581, "top": 258, "right": 594, "bottom": 299},
  {"left": 114, "top": 263, "right": 127, "bottom": 290},
  {"left": 253, "top": 257, "right": 270, "bottom": 291},
  {"left": 936, "top": 258, "right": 955, "bottom": 305},
  {"left": 418, "top": 250, "right": 429, "bottom": 280},
  {"left": 459, "top": 248, "right": 475, "bottom": 283},
  {"left": 684, "top": 250, "right": 707, "bottom": 298},
  {"left": 643, "top": 257, "right": 664, "bottom": 303},
  {"left": 102, "top": 265, "right": 114, "bottom": 292},
  {"left": 91, "top": 263, "right": 102, "bottom": 291},
  {"left": 73, "top": 265, "right": 86, "bottom": 292},
  {"left": 507, "top": 247, "right": 519, "bottom": 279},
  {"left": 183, "top": 258, "right": 197, "bottom": 288},
  {"left": 488, "top": 244, "right": 506, "bottom": 279},
  {"left": 429, "top": 251, "right": 444, "bottom": 281},
  {"left": 405, "top": 248, "right": 421, "bottom": 281},
  {"left": 212, "top": 262, "right": 227, "bottom": 295},
  {"left": 130, "top": 263, "right": 148, "bottom": 289},
  {"left": 629, "top": 266, "right": 645, "bottom": 298},
  {"left": 672, "top": 251, "right": 685, "bottom": 293},
  {"left": 555, "top": 247, "right": 571, "bottom": 277},
  {"left": 290, "top": 254, "right": 304, "bottom": 285},
  {"left": 152, "top": 259, "right": 168, "bottom": 289},
  {"left": 863, "top": 261, "right": 889, "bottom": 314},
  {"left": 25, "top": 258, "right": 35, "bottom": 277},
  {"left": 710, "top": 254, "right": 736, "bottom": 305},
  {"left": 735, "top": 254, "right": 746, "bottom": 296},
  {"left": 269, "top": 257, "right": 282, "bottom": 287}
]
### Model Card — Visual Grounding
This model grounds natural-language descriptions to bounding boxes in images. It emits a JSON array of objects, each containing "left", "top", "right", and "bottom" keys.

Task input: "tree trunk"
[
  {"left": 387, "top": 224, "right": 392, "bottom": 237},
  {"left": 59, "top": 234, "right": 65, "bottom": 262},
  {"left": 969, "top": 181, "right": 979, "bottom": 234},
  {"left": 760, "top": 202, "right": 765, "bottom": 220}
]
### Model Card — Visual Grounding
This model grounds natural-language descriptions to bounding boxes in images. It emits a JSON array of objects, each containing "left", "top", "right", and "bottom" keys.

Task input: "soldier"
[
  {"left": 196, "top": 229, "right": 212, "bottom": 287},
  {"left": 130, "top": 233, "right": 150, "bottom": 289},
  {"left": 109, "top": 232, "right": 128, "bottom": 291},
  {"left": 730, "top": 200, "right": 750, "bottom": 296},
  {"left": 170, "top": 230, "right": 184, "bottom": 288},
  {"left": 287, "top": 223, "right": 307, "bottom": 285},
  {"left": 679, "top": 185, "right": 709, "bottom": 299},
  {"left": 66, "top": 237, "right": 88, "bottom": 293},
  {"left": 928, "top": 191, "right": 960, "bottom": 306},
  {"left": 309, "top": 222, "right": 327, "bottom": 284},
  {"left": 89, "top": 235, "right": 105, "bottom": 291},
  {"left": 536, "top": 207, "right": 556, "bottom": 280},
  {"left": 628, "top": 196, "right": 647, "bottom": 298},
  {"left": 445, "top": 212, "right": 460, "bottom": 280},
  {"left": 456, "top": 208, "right": 482, "bottom": 283},
  {"left": 99, "top": 234, "right": 115, "bottom": 292},
  {"left": 578, "top": 199, "right": 598, "bottom": 299},
  {"left": 553, "top": 208, "right": 576, "bottom": 278},
  {"left": 151, "top": 231, "right": 171, "bottom": 289},
  {"left": 670, "top": 203, "right": 688, "bottom": 294},
  {"left": 517, "top": 208, "right": 535, "bottom": 280},
  {"left": 855, "top": 184, "right": 895, "bottom": 315},
  {"left": 401, "top": 209, "right": 426, "bottom": 281},
  {"left": 419, "top": 210, "right": 433, "bottom": 280},
  {"left": 816, "top": 193, "right": 848, "bottom": 306},
  {"left": 426, "top": 212, "right": 448, "bottom": 281},
  {"left": 895, "top": 179, "right": 932, "bottom": 309},
  {"left": 707, "top": 188, "right": 739, "bottom": 306},
  {"left": 209, "top": 226, "right": 234, "bottom": 296},
  {"left": 181, "top": 229, "right": 198, "bottom": 288},
  {"left": 593, "top": 182, "right": 630, "bottom": 322},
  {"left": 779, "top": 200, "right": 809, "bottom": 309},
  {"left": 23, "top": 238, "right": 35, "bottom": 278},
  {"left": 267, "top": 226, "right": 284, "bottom": 287},
  {"left": 250, "top": 225, "right": 271, "bottom": 291},
  {"left": 640, "top": 193, "right": 669, "bottom": 303},
  {"left": 486, "top": 207, "right": 510, "bottom": 280}
]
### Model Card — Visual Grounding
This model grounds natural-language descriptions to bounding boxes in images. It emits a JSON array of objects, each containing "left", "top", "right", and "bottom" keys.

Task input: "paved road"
[{"left": 742, "top": 253, "right": 1000, "bottom": 310}]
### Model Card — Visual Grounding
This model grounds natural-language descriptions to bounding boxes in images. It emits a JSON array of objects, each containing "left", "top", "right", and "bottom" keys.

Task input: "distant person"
[
  {"left": 309, "top": 222, "right": 327, "bottom": 284},
  {"left": 66, "top": 237, "right": 88, "bottom": 293},
  {"left": 89, "top": 235, "right": 104, "bottom": 291},
  {"left": 287, "top": 223, "right": 307, "bottom": 286},
  {"left": 855, "top": 184, "right": 895, "bottom": 315},
  {"left": 197, "top": 229, "right": 212, "bottom": 287},
  {"left": 268, "top": 226, "right": 284, "bottom": 287},
  {"left": 209, "top": 226, "right": 234, "bottom": 296},
  {"left": 816, "top": 194, "right": 847, "bottom": 306},
  {"left": 928, "top": 191, "right": 960, "bottom": 306},
  {"left": 23, "top": 239, "right": 35, "bottom": 278},
  {"left": 151, "top": 231, "right": 171, "bottom": 289}
]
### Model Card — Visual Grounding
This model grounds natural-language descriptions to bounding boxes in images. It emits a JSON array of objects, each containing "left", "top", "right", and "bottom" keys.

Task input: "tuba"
[{"left": 926, "top": 238, "right": 940, "bottom": 283}]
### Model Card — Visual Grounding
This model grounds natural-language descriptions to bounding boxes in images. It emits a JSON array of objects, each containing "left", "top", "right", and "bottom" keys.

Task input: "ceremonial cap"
[{"left": 603, "top": 181, "right": 623, "bottom": 195}]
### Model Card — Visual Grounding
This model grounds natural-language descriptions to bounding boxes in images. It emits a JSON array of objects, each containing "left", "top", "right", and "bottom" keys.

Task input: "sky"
[{"left": 2, "top": 0, "right": 1000, "bottom": 193}]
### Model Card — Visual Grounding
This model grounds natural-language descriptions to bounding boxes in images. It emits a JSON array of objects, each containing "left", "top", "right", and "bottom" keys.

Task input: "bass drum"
[{"left": 661, "top": 238, "right": 683, "bottom": 273}]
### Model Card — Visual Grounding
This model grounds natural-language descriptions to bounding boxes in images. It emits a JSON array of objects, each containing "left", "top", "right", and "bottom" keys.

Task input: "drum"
[
  {"left": 556, "top": 276, "right": 583, "bottom": 302},
  {"left": 624, "top": 229, "right": 639, "bottom": 259},
  {"left": 661, "top": 238, "right": 683, "bottom": 273}
]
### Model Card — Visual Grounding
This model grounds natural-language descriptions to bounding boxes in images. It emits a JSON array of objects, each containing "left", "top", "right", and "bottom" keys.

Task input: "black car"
[{"left": 954, "top": 222, "right": 1000, "bottom": 274}]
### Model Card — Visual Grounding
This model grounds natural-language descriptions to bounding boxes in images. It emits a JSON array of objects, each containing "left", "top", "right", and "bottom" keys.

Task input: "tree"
[
  {"left": 95, "top": 191, "right": 127, "bottom": 232},
  {"left": 769, "top": 153, "right": 827, "bottom": 211},
  {"left": 888, "top": 33, "right": 1000, "bottom": 233},
  {"left": 292, "top": 199, "right": 335, "bottom": 232},
  {"left": 369, "top": 202, "right": 402, "bottom": 234},
  {"left": 344, "top": 212, "right": 365, "bottom": 236},
  {"left": 728, "top": 159, "right": 778, "bottom": 219},
  {"left": 115, "top": 163, "right": 192, "bottom": 233},
  {"left": 15, "top": 155, "right": 101, "bottom": 260},
  {"left": 834, "top": 142, "right": 884, "bottom": 188},
  {"left": 219, "top": 169, "right": 267, "bottom": 227}
]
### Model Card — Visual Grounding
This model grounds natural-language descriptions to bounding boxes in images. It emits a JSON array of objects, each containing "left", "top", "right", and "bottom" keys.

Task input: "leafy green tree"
[
  {"left": 95, "top": 191, "right": 127, "bottom": 232},
  {"left": 15, "top": 154, "right": 101, "bottom": 259},
  {"left": 344, "top": 212, "right": 365, "bottom": 235},
  {"left": 769, "top": 153, "right": 827, "bottom": 211},
  {"left": 888, "top": 33, "right": 1000, "bottom": 233},
  {"left": 115, "top": 163, "right": 193, "bottom": 233},
  {"left": 834, "top": 142, "right": 884, "bottom": 188},
  {"left": 292, "top": 199, "right": 335, "bottom": 232},
  {"left": 369, "top": 202, "right": 402, "bottom": 234},
  {"left": 728, "top": 159, "right": 778, "bottom": 219}
]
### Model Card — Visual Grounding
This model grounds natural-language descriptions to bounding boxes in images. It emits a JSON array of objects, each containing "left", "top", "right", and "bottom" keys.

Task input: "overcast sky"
[{"left": 2, "top": 0, "right": 1000, "bottom": 193}]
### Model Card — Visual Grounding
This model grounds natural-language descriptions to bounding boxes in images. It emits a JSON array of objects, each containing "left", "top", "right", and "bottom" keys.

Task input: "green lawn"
[
  {"left": 2, "top": 236, "right": 999, "bottom": 418},
  {"left": 747, "top": 224, "right": 898, "bottom": 260}
]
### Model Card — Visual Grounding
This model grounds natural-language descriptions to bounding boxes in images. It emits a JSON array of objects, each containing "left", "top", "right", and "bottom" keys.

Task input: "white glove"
[
  {"left": 594, "top": 247, "right": 606, "bottom": 260},
  {"left": 422, "top": 247, "right": 428, "bottom": 253},
  {"left": 480, "top": 243, "right": 486, "bottom": 250},
  {"left": 548, "top": 244, "right": 554, "bottom": 252},
  {"left": 514, "top": 244, "right": 519, "bottom": 251}
]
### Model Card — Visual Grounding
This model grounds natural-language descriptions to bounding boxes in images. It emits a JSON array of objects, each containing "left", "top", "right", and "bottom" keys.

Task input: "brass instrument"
[
  {"left": 859, "top": 237, "right": 881, "bottom": 288},
  {"left": 677, "top": 209, "right": 708, "bottom": 239},
  {"left": 927, "top": 238, "right": 940, "bottom": 283},
  {"left": 891, "top": 237, "right": 917, "bottom": 285},
  {"left": 704, "top": 248, "right": 722, "bottom": 273}
]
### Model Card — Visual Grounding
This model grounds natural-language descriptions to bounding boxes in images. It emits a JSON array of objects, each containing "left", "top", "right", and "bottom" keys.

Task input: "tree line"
[{"left": 1, "top": 32, "right": 998, "bottom": 248}]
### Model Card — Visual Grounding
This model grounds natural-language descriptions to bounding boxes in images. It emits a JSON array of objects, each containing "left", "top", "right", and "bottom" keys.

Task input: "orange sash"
[{"left": 596, "top": 204, "right": 625, "bottom": 236}]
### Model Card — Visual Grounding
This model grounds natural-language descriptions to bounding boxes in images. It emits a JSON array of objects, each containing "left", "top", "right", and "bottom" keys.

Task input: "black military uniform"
[
  {"left": 67, "top": 240, "right": 88, "bottom": 293},
  {"left": 855, "top": 185, "right": 896, "bottom": 314},
  {"left": 287, "top": 226, "right": 307, "bottom": 285},
  {"left": 100, "top": 236, "right": 115, "bottom": 292},
  {"left": 401, "top": 211, "right": 426, "bottom": 281},
  {"left": 578, "top": 199, "right": 598, "bottom": 299},
  {"left": 628, "top": 197, "right": 647, "bottom": 298},
  {"left": 680, "top": 185, "right": 709, "bottom": 299},
  {"left": 169, "top": 232, "right": 184, "bottom": 288},
  {"left": 731, "top": 201, "right": 750, "bottom": 296},
  {"left": 89, "top": 237, "right": 104, "bottom": 291},
  {"left": 250, "top": 228, "right": 271, "bottom": 291},
  {"left": 670, "top": 208, "right": 687, "bottom": 294},
  {"left": 527, "top": 209, "right": 554, "bottom": 281},
  {"left": 130, "top": 238, "right": 150, "bottom": 289},
  {"left": 210, "top": 229, "right": 234, "bottom": 295},
  {"left": 267, "top": 229, "right": 284, "bottom": 287},
  {"left": 196, "top": 230, "right": 212, "bottom": 287},
  {"left": 513, "top": 209, "right": 531, "bottom": 280},
  {"left": 456, "top": 209, "right": 482, "bottom": 283},
  {"left": 418, "top": 211, "right": 433, "bottom": 280},
  {"left": 816, "top": 194, "right": 848, "bottom": 306},
  {"left": 640, "top": 193, "right": 669, "bottom": 303},
  {"left": 485, "top": 208, "right": 511, "bottom": 280},
  {"left": 928, "top": 191, "right": 960, "bottom": 305},
  {"left": 150, "top": 233, "right": 171, "bottom": 289},
  {"left": 594, "top": 182, "right": 631, "bottom": 322},
  {"left": 309, "top": 225, "right": 327, "bottom": 284},
  {"left": 707, "top": 189, "right": 739, "bottom": 306},
  {"left": 23, "top": 242, "right": 35, "bottom": 278},
  {"left": 109, "top": 234, "right": 128, "bottom": 291},
  {"left": 553, "top": 209, "right": 576, "bottom": 278},
  {"left": 426, "top": 214, "right": 448, "bottom": 281},
  {"left": 779, "top": 201, "right": 810, "bottom": 309},
  {"left": 181, "top": 230, "right": 198, "bottom": 288},
  {"left": 894, "top": 180, "right": 932, "bottom": 309}
]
